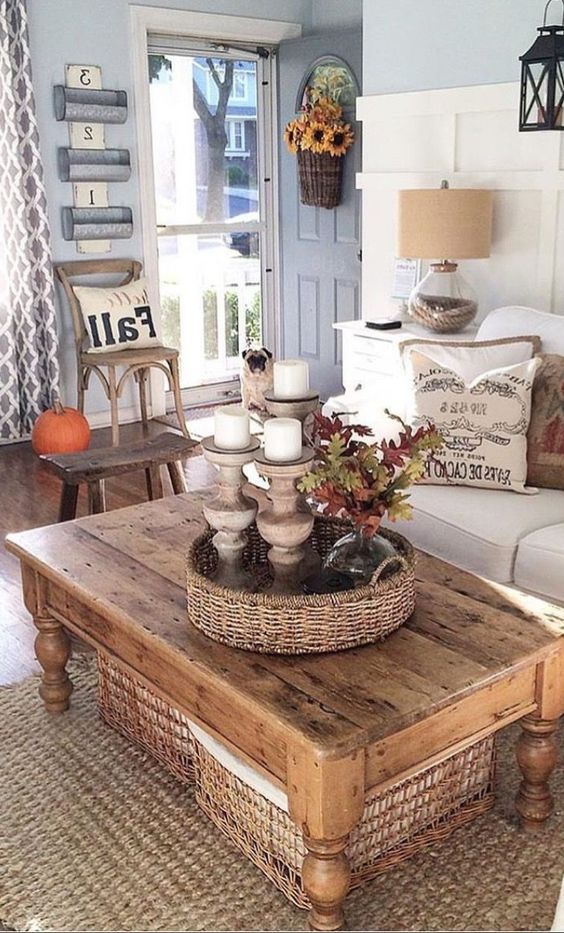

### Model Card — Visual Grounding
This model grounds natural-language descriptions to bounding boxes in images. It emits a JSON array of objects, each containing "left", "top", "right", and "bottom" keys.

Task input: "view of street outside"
[{"left": 149, "top": 52, "right": 263, "bottom": 389}]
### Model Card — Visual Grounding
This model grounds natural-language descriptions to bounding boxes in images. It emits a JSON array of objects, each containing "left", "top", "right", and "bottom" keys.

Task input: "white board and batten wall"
[{"left": 357, "top": 81, "right": 564, "bottom": 322}]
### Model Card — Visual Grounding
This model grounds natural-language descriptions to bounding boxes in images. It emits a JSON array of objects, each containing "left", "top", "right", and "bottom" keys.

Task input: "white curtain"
[{"left": 0, "top": 0, "right": 59, "bottom": 441}]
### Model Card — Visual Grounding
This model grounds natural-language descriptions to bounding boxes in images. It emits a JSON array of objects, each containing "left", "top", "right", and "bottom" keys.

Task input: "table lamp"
[{"left": 397, "top": 181, "right": 493, "bottom": 333}]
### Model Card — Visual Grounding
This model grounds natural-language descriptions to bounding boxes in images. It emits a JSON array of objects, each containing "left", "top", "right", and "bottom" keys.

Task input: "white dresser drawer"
[
  {"left": 352, "top": 333, "right": 399, "bottom": 359},
  {"left": 352, "top": 351, "right": 396, "bottom": 376}
]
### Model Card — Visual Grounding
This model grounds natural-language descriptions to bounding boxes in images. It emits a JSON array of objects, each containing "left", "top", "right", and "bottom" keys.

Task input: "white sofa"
[{"left": 334, "top": 307, "right": 564, "bottom": 604}]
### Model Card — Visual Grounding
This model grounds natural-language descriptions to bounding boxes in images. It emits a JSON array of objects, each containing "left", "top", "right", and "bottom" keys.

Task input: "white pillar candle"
[
  {"left": 263, "top": 418, "right": 302, "bottom": 462},
  {"left": 214, "top": 406, "right": 251, "bottom": 450},
  {"left": 272, "top": 360, "right": 310, "bottom": 399}
]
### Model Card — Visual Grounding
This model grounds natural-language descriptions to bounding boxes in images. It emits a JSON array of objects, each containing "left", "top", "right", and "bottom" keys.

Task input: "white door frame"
[{"left": 129, "top": 5, "right": 300, "bottom": 415}]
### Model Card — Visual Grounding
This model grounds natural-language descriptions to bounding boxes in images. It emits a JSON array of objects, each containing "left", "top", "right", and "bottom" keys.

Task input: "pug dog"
[{"left": 241, "top": 347, "right": 273, "bottom": 411}]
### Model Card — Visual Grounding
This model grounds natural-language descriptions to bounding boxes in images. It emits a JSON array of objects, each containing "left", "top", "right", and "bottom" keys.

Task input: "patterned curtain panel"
[{"left": 0, "top": 0, "right": 59, "bottom": 441}]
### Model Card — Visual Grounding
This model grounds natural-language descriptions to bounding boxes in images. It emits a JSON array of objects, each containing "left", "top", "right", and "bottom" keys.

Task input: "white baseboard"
[{"left": 85, "top": 403, "right": 149, "bottom": 431}]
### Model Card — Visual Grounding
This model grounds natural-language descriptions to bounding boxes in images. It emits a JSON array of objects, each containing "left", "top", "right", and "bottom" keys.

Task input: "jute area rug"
[{"left": 1, "top": 660, "right": 563, "bottom": 933}]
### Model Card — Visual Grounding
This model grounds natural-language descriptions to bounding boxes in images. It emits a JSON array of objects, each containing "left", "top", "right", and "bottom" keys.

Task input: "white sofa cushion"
[
  {"left": 477, "top": 306, "right": 564, "bottom": 355},
  {"left": 514, "top": 523, "right": 564, "bottom": 604},
  {"left": 388, "top": 484, "right": 564, "bottom": 583}
]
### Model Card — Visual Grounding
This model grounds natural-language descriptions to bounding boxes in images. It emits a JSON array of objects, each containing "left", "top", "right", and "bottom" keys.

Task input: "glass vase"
[{"left": 323, "top": 527, "right": 399, "bottom": 587}]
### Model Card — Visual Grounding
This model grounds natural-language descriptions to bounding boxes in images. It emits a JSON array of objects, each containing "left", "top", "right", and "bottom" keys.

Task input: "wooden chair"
[
  {"left": 55, "top": 259, "right": 188, "bottom": 446},
  {"left": 40, "top": 431, "right": 198, "bottom": 522}
]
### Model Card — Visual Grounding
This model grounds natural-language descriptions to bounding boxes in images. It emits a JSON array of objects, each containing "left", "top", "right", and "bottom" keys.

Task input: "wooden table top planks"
[{"left": 7, "top": 491, "right": 564, "bottom": 764}]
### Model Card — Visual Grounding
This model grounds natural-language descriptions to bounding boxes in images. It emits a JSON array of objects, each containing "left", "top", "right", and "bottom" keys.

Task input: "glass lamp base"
[{"left": 408, "top": 262, "right": 478, "bottom": 333}]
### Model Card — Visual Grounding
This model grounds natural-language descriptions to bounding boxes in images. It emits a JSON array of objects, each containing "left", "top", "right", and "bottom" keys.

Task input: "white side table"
[{"left": 325, "top": 319, "right": 478, "bottom": 429}]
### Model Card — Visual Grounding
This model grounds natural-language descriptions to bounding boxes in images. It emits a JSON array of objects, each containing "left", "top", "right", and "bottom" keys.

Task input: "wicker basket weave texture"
[
  {"left": 186, "top": 518, "right": 416, "bottom": 655},
  {"left": 97, "top": 653, "right": 496, "bottom": 910},
  {"left": 98, "top": 653, "right": 195, "bottom": 783},
  {"left": 192, "top": 731, "right": 495, "bottom": 909},
  {"left": 297, "top": 149, "right": 342, "bottom": 208}
]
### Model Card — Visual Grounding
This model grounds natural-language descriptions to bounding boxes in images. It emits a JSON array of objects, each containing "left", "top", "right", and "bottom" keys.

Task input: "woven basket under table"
[
  {"left": 186, "top": 517, "right": 416, "bottom": 654},
  {"left": 97, "top": 652, "right": 496, "bottom": 910}
]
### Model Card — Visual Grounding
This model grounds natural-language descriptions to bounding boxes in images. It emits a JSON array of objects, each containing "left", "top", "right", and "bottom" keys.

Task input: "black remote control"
[{"left": 365, "top": 319, "right": 403, "bottom": 331}]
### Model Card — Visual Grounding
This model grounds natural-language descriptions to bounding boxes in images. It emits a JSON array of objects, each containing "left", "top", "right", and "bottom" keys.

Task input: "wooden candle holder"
[
  {"left": 263, "top": 391, "right": 320, "bottom": 444},
  {"left": 202, "top": 436, "right": 261, "bottom": 589},
  {"left": 254, "top": 447, "right": 318, "bottom": 594}
]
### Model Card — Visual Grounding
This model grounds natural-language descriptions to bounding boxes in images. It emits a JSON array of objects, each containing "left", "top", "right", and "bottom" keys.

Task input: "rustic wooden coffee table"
[{"left": 6, "top": 492, "right": 564, "bottom": 931}]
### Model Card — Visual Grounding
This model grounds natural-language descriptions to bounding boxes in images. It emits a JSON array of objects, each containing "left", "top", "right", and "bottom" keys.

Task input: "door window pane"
[
  {"left": 158, "top": 233, "right": 261, "bottom": 388},
  {"left": 148, "top": 48, "right": 264, "bottom": 390},
  {"left": 148, "top": 54, "right": 258, "bottom": 225}
]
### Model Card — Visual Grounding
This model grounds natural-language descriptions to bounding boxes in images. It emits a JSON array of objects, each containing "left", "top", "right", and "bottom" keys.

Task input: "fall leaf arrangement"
[
  {"left": 298, "top": 412, "right": 443, "bottom": 537},
  {"left": 284, "top": 92, "right": 355, "bottom": 158}
]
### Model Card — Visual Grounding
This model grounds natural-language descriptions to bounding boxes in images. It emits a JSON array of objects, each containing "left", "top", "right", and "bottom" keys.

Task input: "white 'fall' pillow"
[
  {"left": 74, "top": 276, "right": 160, "bottom": 354},
  {"left": 405, "top": 350, "right": 540, "bottom": 494}
]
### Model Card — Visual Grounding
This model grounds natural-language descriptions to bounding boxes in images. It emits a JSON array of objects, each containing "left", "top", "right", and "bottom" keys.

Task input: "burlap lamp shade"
[
  {"left": 397, "top": 188, "right": 493, "bottom": 260},
  {"left": 397, "top": 184, "right": 494, "bottom": 333}
]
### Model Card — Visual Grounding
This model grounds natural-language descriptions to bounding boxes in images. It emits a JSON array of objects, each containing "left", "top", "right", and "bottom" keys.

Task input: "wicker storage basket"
[
  {"left": 192, "top": 730, "right": 495, "bottom": 909},
  {"left": 298, "top": 149, "right": 342, "bottom": 208},
  {"left": 96, "top": 653, "right": 496, "bottom": 911},
  {"left": 98, "top": 652, "right": 194, "bottom": 783},
  {"left": 186, "top": 518, "right": 416, "bottom": 654}
]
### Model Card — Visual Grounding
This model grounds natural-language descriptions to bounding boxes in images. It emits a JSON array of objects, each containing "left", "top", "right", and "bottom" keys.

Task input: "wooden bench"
[{"left": 41, "top": 432, "right": 199, "bottom": 522}]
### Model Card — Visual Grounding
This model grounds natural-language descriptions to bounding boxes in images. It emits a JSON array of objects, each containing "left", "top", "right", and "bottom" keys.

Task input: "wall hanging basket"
[
  {"left": 298, "top": 149, "right": 343, "bottom": 209},
  {"left": 185, "top": 516, "right": 416, "bottom": 654}
]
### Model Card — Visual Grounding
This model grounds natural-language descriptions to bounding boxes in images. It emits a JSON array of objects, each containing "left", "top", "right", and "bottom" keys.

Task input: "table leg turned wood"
[
  {"left": 34, "top": 612, "right": 73, "bottom": 714},
  {"left": 302, "top": 835, "right": 351, "bottom": 931},
  {"left": 515, "top": 714, "right": 559, "bottom": 830},
  {"left": 287, "top": 747, "right": 365, "bottom": 932}
]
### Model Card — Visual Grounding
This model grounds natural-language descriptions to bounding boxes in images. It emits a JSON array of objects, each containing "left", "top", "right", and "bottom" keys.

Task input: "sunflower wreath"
[{"left": 284, "top": 90, "right": 355, "bottom": 209}]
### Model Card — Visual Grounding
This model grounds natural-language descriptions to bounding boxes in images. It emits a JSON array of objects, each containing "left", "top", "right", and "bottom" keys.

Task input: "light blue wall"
[
  {"left": 311, "top": 0, "right": 361, "bottom": 33},
  {"left": 363, "top": 0, "right": 542, "bottom": 94},
  {"left": 26, "top": 0, "right": 313, "bottom": 414}
]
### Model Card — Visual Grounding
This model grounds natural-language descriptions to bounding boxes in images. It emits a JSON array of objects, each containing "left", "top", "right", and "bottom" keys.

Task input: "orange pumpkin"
[{"left": 32, "top": 399, "right": 91, "bottom": 455}]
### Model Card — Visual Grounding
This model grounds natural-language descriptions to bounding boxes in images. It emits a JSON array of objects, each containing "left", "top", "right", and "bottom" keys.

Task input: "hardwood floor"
[{"left": 0, "top": 420, "right": 215, "bottom": 686}]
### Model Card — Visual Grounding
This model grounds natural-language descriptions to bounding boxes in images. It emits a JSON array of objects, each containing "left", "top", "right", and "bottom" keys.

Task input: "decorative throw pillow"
[
  {"left": 405, "top": 350, "right": 540, "bottom": 494},
  {"left": 527, "top": 354, "right": 564, "bottom": 490},
  {"left": 73, "top": 276, "right": 160, "bottom": 354},
  {"left": 400, "top": 335, "right": 541, "bottom": 383}
]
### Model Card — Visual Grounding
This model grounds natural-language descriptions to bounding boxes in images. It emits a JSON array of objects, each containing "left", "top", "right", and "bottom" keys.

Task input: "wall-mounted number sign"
[
  {"left": 65, "top": 65, "right": 102, "bottom": 89},
  {"left": 65, "top": 65, "right": 109, "bottom": 253},
  {"left": 69, "top": 122, "right": 105, "bottom": 149},
  {"left": 59, "top": 64, "right": 130, "bottom": 254},
  {"left": 72, "top": 182, "right": 109, "bottom": 208}
]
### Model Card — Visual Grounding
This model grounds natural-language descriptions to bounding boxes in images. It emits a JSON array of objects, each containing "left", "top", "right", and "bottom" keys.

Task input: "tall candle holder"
[
  {"left": 263, "top": 391, "right": 320, "bottom": 444},
  {"left": 202, "top": 436, "right": 261, "bottom": 589},
  {"left": 254, "top": 447, "right": 319, "bottom": 594}
]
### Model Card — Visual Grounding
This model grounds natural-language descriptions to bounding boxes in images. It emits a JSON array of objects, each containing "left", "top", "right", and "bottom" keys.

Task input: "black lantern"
[{"left": 520, "top": 0, "right": 564, "bottom": 130}]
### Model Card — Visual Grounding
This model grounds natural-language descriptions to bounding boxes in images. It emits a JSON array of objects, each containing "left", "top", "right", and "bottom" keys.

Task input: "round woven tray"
[{"left": 186, "top": 517, "right": 416, "bottom": 654}]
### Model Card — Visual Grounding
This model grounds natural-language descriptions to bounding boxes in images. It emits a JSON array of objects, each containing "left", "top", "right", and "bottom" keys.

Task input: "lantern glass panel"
[
  {"left": 555, "top": 59, "right": 564, "bottom": 124},
  {"left": 524, "top": 61, "right": 550, "bottom": 126}
]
